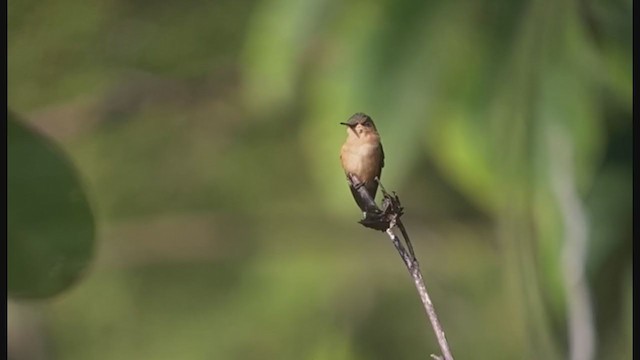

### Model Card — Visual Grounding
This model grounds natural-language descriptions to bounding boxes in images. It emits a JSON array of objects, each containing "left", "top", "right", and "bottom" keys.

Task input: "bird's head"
[{"left": 340, "top": 113, "right": 378, "bottom": 137}]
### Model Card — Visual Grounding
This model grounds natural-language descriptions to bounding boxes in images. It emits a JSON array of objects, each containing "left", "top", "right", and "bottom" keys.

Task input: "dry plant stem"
[
  {"left": 386, "top": 225, "right": 454, "bottom": 360},
  {"left": 347, "top": 173, "right": 454, "bottom": 359}
]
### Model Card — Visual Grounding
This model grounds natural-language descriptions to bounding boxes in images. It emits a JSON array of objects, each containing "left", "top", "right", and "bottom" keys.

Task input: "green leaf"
[{"left": 8, "top": 111, "right": 95, "bottom": 299}]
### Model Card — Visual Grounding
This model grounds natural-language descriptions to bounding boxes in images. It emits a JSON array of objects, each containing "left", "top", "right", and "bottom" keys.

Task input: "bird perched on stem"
[{"left": 339, "top": 113, "right": 385, "bottom": 216}]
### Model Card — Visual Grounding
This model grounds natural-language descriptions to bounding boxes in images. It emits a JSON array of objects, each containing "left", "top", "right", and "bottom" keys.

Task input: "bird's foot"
[{"left": 347, "top": 173, "right": 364, "bottom": 188}]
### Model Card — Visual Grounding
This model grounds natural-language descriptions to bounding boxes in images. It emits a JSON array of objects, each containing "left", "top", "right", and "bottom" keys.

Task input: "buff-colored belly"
[{"left": 341, "top": 142, "right": 381, "bottom": 183}]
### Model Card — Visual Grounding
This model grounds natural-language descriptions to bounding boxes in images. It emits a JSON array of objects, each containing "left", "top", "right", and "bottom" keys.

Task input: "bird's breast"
[{"left": 340, "top": 141, "right": 382, "bottom": 183}]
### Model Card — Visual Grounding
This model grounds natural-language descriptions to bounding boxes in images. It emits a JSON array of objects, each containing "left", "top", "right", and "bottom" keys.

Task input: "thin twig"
[
  {"left": 397, "top": 219, "right": 417, "bottom": 262},
  {"left": 346, "top": 174, "right": 455, "bottom": 360},
  {"left": 386, "top": 223, "right": 454, "bottom": 360}
]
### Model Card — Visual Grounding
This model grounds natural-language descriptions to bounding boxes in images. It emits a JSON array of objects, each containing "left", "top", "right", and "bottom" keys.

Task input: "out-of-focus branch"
[
  {"left": 346, "top": 174, "right": 455, "bottom": 360},
  {"left": 548, "top": 127, "right": 595, "bottom": 360}
]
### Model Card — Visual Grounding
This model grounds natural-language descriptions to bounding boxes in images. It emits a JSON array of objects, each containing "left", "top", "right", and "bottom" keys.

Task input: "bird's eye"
[{"left": 363, "top": 122, "right": 372, "bottom": 127}]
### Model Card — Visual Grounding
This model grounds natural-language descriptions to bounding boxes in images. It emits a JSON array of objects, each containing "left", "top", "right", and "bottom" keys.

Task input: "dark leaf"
[{"left": 8, "top": 111, "right": 95, "bottom": 299}]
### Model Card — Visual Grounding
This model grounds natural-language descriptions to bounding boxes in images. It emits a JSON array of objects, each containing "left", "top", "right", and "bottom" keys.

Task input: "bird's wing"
[{"left": 362, "top": 143, "right": 384, "bottom": 204}]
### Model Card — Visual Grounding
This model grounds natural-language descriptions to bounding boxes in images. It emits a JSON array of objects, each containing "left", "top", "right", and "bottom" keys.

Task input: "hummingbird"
[{"left": 339, "top": 113, "right": 385, "bottom": 215}]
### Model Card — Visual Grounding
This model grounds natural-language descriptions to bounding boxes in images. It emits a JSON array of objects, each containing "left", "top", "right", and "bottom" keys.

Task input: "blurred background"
[{"left": 7, "top": 0, "right": 632, "bottom": 359}]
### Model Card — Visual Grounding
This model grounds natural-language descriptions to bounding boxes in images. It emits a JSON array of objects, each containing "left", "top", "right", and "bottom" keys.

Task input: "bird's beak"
[{"left": 341, "top": 122, "right": 360, "bottom": 137}]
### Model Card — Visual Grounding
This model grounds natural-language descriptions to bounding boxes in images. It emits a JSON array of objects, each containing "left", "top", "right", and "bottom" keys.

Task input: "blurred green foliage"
[
  {"left": 8, "top": 112, "right": 95, "bottom": 298},
  {"left": 7, "top": 0, "right": 631, "bottom": 359}
]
